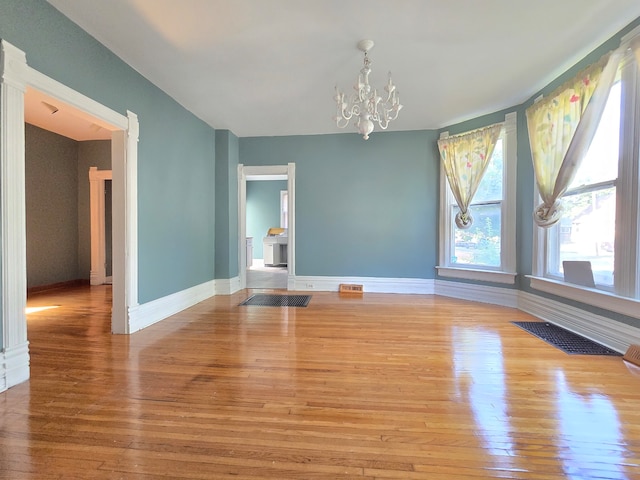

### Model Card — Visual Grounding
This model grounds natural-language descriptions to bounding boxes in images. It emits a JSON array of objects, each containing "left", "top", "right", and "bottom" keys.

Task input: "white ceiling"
[{"left": 38, "top": 0, "right": 640, "bottom": 139}]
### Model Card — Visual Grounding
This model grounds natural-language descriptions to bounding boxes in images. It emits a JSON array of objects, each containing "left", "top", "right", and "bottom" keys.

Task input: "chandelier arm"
[
  {"left": 336, "top": 99, "right": 365, "bottom": 128},
  {"left": 386, "top": 107, "right": 401, "bottom": 122},
  {"left": 368, "top": 107, "right": 381, "bottom": 123},
  {"left": 347, "top": 102, "right": 361, "bottom": 118},
  {"left": 335, "top": 116, "right": 351, "bottom": 129}
]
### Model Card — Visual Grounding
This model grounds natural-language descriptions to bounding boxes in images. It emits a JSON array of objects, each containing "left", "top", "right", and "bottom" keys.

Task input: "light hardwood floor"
[{"left": 2, "top": 285, "right": 639, "bottom": 479}]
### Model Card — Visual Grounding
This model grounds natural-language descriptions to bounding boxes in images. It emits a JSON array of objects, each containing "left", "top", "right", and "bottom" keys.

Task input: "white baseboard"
[
  {"left": 518, "top": 291, "right": 640, "bottom": 354},
  {"left": 128, "top": 280, "right": 216, "bottom": 333},
  {"left": 291, "top": 275, "right": 435, "bottom": 294},
  {"left": 1, "top": 341, "right": 30, "bottom": 391},
  {"left": 101, "top": 272, "right": 640, "bottom": 355},
  {"left": 435, "top": 279, "right": 519, "bottom": 308},
  {"left": 214, "top": 276, "right": 241, "bottom": 295}
]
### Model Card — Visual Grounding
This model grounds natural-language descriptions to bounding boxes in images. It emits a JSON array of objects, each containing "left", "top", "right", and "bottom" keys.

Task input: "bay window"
[{"left": 529, "top": 26, "right": 640, "bottom": 317}]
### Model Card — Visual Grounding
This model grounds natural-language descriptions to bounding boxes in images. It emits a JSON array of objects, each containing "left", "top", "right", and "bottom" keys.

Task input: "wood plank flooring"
[{"left": 2, "top": 285, "right": 639, "bottom": 479}]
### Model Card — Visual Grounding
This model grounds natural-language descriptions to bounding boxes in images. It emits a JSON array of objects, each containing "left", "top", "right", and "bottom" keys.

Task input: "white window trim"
[
  {"left": 530, "top": 25, "right": 640, "bottom": 309},
  {"left": 437, "top": 111, "right": 517, "bottom": 284}
]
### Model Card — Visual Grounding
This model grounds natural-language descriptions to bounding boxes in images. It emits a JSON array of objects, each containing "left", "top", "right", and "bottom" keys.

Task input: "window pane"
[
  {"left": 452, "top": 203, "right": 501, "bottom": 267},
  {"left": 474, "top": 139, "right": 503, "bottom": 203},
  {"left": 552, "top": 187, "right": 615, "bottom": 287},
  {"left": 569, "top": 82, "right": 620, "bottom": 189}
]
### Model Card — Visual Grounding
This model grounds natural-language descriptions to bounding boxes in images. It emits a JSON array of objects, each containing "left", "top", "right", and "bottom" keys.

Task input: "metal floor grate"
[
  {"left": 239, "top": 294, "right": 311, "bottom": 307},
  {"left": 512, "top": 321, "right": 621, "bottom": 355}
]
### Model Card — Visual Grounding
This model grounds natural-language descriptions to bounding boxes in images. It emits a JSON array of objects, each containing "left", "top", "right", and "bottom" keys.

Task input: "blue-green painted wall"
[
  {"left": 240, "top": 131, "right": 440, "bottom": 278},
  {"left": 215, "top": 130, "right": 239, "bottom": 279},
  {"left": 247, "top": 181, "right": 288, "bottom": 259},
  {"left": 0, "top": 0, "right": 216, "bottom": 304}
]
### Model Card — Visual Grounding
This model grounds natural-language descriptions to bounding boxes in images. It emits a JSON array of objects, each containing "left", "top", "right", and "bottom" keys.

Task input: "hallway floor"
[{"left": 246, "top": 259, "right": 287, "bottom": 289}]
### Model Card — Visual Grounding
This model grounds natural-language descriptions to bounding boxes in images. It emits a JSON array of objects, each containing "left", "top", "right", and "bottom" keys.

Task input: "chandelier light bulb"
[{"left": 334, "top": 39, "right": 402, "bottom": 140}]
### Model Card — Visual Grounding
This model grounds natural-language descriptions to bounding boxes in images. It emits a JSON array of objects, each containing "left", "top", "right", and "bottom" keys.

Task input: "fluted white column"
[
  {"left": 0, "top": 40, "right": 30, "bottom": 390},
  {"left": 111, "top": 111, "right": 139, "bottom": 334},
  {"left": 126, "top": 111, "right": 139, "bottom": 313}
]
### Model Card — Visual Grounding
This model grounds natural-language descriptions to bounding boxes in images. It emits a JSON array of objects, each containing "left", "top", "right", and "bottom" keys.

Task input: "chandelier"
[{"left": 334, "top": 39, "right": 402, "bottom": 140}]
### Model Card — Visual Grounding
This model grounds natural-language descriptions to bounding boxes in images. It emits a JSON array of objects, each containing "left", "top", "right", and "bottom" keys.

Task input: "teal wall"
[
  {"left": 246, "top": 181, "right": 288, "bottom": 259},
  {"left": 215, "top": 130, "right": 239, "bottom": 279},
  {"left": 240, "top": 131, "right": 440, "bottom": 278},
  {"left": 0, "top": 0, "right": 217, "bottom": 303}
]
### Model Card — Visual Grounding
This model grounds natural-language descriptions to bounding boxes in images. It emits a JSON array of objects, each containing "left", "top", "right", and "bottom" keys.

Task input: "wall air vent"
[
  {"left": 623, "top": 344, "right": 640, "bottom": 367},
  {"left": 339, "top": 284, "right": 363, "bottom": 294}
]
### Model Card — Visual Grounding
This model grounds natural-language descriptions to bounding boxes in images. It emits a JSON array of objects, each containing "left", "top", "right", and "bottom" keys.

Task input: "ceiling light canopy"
[{"left": 334, "top": 39, "right": 402, "bottom": 140}]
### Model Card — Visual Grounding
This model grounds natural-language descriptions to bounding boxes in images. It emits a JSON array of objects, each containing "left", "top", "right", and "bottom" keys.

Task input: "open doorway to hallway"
[
  {"left": 25, "top": 88, "right": 114, "bottom": 298},
  {"left": 246, "top": 259, "right": 288, "bottom": 289},
  {"left": 238, "top": 164, "right": 295, "bottom": 292},
  {"left": 23, "top": 88, "right": 116, "bottom": 382},
  {"left": 246, "top": 179, "right": 288, "bottom": 289},
  {"left": 1, "top": 40, "right": 137, "bottom": 389}
]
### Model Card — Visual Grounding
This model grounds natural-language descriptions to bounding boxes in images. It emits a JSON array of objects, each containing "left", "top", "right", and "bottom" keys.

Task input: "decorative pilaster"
[
  {"left": 89, "top": 167, "right": 113, "bottom": 285},
  {"left": 0, "top": 40, "right": 30, "bottom": 389},
  {"left": 126, "top": 111, "right": 139, "bottom": 311},
  {"left": 111, "top": 110, "right": 139, "bottom": 334}
]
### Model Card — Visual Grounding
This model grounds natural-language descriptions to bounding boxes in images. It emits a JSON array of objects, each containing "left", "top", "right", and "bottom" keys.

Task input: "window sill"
[
  {"left": 527, "top": 275, "right": 640, "bottom": 320},
  {"left": 436, "top": 266, "right": 516, "bottom": 284}
]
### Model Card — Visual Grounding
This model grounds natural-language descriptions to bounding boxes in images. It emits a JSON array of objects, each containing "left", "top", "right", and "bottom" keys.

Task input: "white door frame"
[
  {"left": 0, "top": 40, "right": 139, "bottom": 390},
  {"left": 89, "top": 167, "right": 113, "bottom": 286},
  {"left": 238, "top": 164, "right": 296, "bottom": 290}
]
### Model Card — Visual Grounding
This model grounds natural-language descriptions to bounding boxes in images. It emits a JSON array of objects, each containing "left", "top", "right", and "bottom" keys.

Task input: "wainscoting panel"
[
  {"left": 518, "top": 291, "right": 640, "bottom": 354},
  {"left": 435, "top": 280, "right": 519, "bottom": 308}
]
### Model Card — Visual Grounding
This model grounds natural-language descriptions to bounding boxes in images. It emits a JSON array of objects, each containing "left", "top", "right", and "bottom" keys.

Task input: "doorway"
[
  {"left": 0, "top": 39, "right": 139, "bottom": 389},
  {"left": 24, "top": 124, "right": 111, "bottom": 292},
  {"left": 238, "top": 164, "right": 296, "bottom": 291},
  {"left": 246, "top": 179, "right": 288, "bottom": 289}
]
